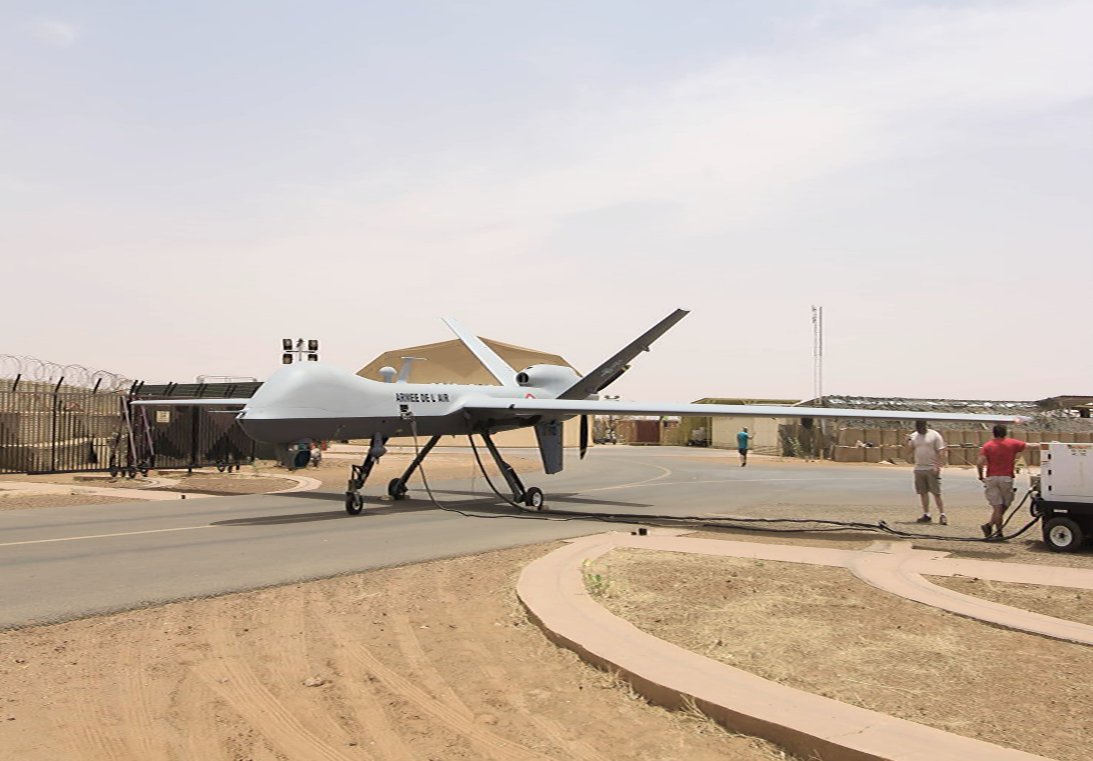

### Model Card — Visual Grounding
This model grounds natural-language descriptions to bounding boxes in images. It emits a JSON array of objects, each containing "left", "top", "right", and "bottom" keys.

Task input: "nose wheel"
[{"left": 345, "top": 491, "right": 364, "bottom": 515}]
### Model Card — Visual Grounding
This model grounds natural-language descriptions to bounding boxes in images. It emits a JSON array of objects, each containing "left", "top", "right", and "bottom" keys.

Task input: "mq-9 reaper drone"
[{"left": 136, "top": 309, "right": 1028, "bottom": 515}]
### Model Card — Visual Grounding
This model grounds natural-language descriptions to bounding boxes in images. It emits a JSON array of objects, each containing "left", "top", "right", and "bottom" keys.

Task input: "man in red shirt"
[{"left": 976, "top": 424, "right": 1029, "bottom": 540}]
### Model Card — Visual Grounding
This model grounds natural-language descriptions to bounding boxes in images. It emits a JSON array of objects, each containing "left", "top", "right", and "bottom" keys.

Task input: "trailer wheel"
[{"left": 1043, "top": 517, "right": 1084, "bottom": 552}]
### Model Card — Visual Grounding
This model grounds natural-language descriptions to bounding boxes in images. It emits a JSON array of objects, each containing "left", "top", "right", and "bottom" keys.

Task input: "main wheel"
[
  {"left": 1043, "top": 516, "right": 1084, "bottom": 552},
  {"left": 388, "top": 478, "right": 408, "bottom": 500},
  {"left": 345, "top": 492, "right": 364, "bottom": 515},
  {"left": 523, "top": 487, "right": 545, "bottom": 510}
]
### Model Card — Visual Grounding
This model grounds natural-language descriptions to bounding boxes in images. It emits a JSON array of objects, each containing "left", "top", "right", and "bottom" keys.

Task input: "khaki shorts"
[
  {"left": 914, "top": 469, "right": 941, "bottom": 496},
  {"left": 984, "top": 476, "right": 1015, "bottom": 508}
]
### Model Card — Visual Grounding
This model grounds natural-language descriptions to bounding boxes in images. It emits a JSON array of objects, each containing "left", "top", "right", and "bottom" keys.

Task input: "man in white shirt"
[{"left": 904, "top": 420, "right": 947, "bottom": 525}]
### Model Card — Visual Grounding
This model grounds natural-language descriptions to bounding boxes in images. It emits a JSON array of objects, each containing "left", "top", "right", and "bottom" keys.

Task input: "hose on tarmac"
[{"left": 402, "top": 423, "right": 1040, "bottom": 542}]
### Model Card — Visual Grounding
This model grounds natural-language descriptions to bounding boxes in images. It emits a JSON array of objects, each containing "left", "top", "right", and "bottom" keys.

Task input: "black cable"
[
  {"left": 405, "top": 419, "right": 587, "bottom": 522},
  {"left": 401, "top": 423, "right": 1043, "bottom": 542}
]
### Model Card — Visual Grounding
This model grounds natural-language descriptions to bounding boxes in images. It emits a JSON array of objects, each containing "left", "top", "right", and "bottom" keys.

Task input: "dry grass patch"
[{"left": 591, "top": 548, "right": 1093, "bottom": 761}]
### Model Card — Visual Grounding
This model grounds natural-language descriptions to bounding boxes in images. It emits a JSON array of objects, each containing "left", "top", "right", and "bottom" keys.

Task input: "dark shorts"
[
  {"left": 914, "top": 469, "right": 941, "bottom": 496},
  {"left": 738, "top": 448, "right": 748, "bottom": 455}
]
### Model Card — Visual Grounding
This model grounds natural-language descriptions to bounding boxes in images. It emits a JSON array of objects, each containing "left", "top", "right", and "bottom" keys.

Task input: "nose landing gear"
[{"left": 344, "top": 433, "right": 388, "bottom": 515}]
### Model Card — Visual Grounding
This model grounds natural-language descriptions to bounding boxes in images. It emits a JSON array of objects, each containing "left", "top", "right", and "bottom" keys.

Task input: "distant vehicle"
[
  {"left": 135, "top": 309, "right": 1029, "bottom": 515},
  {"left": 687, "top": 427, "right": 709, "bottom": 447}
]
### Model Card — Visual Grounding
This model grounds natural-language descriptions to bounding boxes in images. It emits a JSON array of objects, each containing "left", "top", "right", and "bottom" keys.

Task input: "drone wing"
[{"left": 462, "top": 397, "right": 1032, "bottom": 425}]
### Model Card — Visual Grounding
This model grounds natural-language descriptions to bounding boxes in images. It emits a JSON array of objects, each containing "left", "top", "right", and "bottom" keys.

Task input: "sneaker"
[
  {"left": 916, "top": 514, "right": 932, "bottom": 523},
  {"left": 980, "top": 523, "right": 993, "bottom": 538},
  {"left": 939, "top": 514, "right": 947, "bottom": 526}
]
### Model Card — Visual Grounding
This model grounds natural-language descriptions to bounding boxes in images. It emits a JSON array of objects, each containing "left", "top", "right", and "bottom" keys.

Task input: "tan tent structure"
[
  {"left": 357, "top": 338, "right": 585, "bottom": 447},
  {"left": 358, "top": 338, "right": 572, "bottom": 386}
]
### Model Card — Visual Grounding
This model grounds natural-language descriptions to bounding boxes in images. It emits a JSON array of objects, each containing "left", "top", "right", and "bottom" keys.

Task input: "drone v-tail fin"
[
  {"left": 442, "top": 317, "right": 518, "bottom": 387},
  {"left": 557, "top": 308, "right": 689, "bottom": 400}
]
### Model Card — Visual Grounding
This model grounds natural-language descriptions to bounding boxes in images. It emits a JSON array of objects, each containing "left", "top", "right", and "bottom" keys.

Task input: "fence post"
[
  {"left": 189, "top": 406, "right": 200, "bottom": 475},
  {"left": 50, "top": 377, "right": 64, "bottom": 472}
]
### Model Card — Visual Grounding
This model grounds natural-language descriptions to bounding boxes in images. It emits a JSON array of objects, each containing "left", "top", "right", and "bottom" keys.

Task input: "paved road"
[{"left": 0, "top": 448, "right": 998, "bottom": 628}]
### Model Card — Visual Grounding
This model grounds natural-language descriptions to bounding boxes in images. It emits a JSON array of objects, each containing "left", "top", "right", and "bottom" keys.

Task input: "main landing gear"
[
  {"left": 386, "top": 434, "right": 442, "bottom": 501},
  {"left": 342, "top": 429, "right": 549, "bottom": 514},
  {"left": 479, "top": 431, "right": 548, "bottom": 510}
]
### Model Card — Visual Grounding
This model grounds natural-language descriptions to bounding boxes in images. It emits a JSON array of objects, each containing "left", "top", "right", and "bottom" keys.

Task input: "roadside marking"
[
  {"left": 582, "top": 464, "right": 673, "bottom": 493},
  {"left": 0, "top": 524, "right": 213, "bottom": 547}
]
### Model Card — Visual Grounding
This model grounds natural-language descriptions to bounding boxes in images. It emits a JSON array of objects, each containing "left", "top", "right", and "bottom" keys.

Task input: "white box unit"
[{"left": 1040, "top": 442, "right": 1093, "bottom": 504}]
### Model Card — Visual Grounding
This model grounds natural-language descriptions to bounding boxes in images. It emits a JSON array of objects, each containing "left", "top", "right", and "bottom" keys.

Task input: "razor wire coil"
[{"left": 0, "top": 355, "right": 131, "bottom": 392}]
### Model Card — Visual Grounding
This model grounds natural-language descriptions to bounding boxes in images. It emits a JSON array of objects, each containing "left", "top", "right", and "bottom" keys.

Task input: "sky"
[{"left": 3, "top": 0, "right": 1092, "bottom": 403}]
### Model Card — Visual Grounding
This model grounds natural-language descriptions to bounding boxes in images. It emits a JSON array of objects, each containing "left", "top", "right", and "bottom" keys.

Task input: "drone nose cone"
[{"left": 244, "top": 362, "right": 362, "bottom": 420}]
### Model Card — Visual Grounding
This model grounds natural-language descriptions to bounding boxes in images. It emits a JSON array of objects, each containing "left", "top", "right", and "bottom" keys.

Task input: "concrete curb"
[
  {"left": 0, "top": 480, "right": 212, "bottom": 501},
  {"left": 0, "top": 473, "right": 319, "bottom": 504},
  {"left": 269, "top": 475, "right": 322, "bottom": 493},
  {"left": 518, "top": 532, "right": 1060, "bottom": 761},
  {"left": 850, "top": 552, "right": 1093, "bottom": 645}
]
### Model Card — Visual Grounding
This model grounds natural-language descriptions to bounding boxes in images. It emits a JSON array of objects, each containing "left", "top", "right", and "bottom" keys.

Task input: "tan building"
[
  {"left": 685, "top": 398, "right": 801, "bottom": 455},
  {"left": 357, "top": 337, "right": 585, "bottom": 447}
]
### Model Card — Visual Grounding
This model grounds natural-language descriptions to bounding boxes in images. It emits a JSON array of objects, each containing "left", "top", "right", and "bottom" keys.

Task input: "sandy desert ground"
[{"left": 1, "top": 452, "right": 1090, "bottom": 760}]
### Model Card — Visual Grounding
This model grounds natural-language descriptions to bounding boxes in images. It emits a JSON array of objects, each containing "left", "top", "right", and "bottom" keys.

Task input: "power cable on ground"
[{"left": 402, "top": 420, "right": 1040, "bottom": 543}]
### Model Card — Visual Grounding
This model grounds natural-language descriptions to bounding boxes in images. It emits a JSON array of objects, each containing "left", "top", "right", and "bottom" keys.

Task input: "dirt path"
[{"left": 0, "top": 544, "right": 792, "bottom": 761}]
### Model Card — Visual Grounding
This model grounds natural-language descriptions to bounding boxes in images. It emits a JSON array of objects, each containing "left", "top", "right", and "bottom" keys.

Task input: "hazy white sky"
[{"left": 3, "top": 1, "right": 1091, "bottom": 402}]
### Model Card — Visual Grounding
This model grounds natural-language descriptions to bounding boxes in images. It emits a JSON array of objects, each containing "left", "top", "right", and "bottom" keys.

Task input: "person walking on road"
[
  {"left": 904, "top": 420, "right": 947, "bottom": 525},
  {"left": 976, "top": 424, "right": 1029, "bottom": 540},
  {"left": 737, "top": 427, "right": 751, "bottom": 467}
]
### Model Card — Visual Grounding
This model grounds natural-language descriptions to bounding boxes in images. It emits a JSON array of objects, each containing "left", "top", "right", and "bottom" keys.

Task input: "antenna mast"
[{"left": 811, "top": 305, "right": 823, "bottom": 402}]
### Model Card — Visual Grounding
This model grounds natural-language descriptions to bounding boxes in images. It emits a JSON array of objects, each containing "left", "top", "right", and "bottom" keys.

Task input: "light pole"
[
  {"left": 282, "top": 339, "right": 320, "bottom": 364},
  {"left": 811, "top": 306, "right": 825, "bottom": 460}
]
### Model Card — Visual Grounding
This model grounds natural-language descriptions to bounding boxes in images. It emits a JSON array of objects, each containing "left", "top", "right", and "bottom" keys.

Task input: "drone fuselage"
[{"left": 236, "top": 362, "right": 571, "bottom": 444}]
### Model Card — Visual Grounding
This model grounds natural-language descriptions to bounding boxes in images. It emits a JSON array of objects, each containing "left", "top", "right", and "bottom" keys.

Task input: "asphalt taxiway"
[{"left": 0, "top": 447, "right": 1002, "bottom": 628}]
